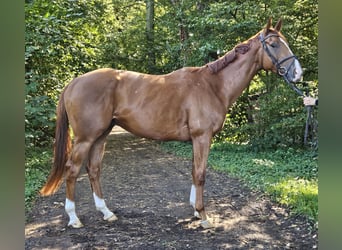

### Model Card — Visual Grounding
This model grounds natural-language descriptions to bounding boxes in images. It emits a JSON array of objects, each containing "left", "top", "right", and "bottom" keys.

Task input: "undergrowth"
[
  {"left": 160, "top": 141, "right": 318, "bottom": 223},
  {"left": 25, "top": 148, "right": 52, "bottom": 215}
]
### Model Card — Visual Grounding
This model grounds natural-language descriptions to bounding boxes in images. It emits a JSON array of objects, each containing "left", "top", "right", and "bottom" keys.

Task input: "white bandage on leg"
[
  {"left": 93, "top": 193, "right": 116, "bottom": 221},
  {"left": 189, "top": 184, "right": 201, "bottom": 219},
  {"left": 65, "top": 198, "right": 83, "bottom": 228},
  {"left": 190, "top": 184, "right": 196, "bottom": 208}
]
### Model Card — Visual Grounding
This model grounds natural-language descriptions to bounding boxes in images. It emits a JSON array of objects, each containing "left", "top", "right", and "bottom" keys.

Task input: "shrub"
[{"left": 25, "top": 149, "right": 52, "bottom": 214}]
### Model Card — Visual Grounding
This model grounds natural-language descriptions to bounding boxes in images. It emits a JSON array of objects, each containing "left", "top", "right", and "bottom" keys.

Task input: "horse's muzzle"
[{"left": 287, "top": 59, "right": 303, "bottom": 83}]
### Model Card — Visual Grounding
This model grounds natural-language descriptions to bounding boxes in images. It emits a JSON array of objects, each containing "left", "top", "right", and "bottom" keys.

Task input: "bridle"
[
  {"left": 259, "top": 33, "right": 297, "bottom": 78},
  {"left": 259, "top": 32, "right": 304, "bottom": 96}
]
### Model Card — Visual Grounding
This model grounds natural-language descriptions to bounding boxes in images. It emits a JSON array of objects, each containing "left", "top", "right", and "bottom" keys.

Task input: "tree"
[{"left": 146, "top": 0, "right": 155, "bottom": 73}]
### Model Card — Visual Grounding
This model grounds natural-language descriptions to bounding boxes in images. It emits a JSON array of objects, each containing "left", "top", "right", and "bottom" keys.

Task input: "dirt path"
[{"left": 25, "top": 127, "right": 317, "bottom": 249}]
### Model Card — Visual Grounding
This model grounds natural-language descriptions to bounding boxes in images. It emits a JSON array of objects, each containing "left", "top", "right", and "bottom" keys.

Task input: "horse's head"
[{"left": 259, "top": 18, "right": 303, "bottom": 83}]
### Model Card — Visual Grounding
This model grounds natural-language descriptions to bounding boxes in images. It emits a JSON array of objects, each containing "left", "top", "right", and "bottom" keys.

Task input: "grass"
[
  {"left": 25, "top": 148, "right": 52, "bottom": 214},
  {"left": 160, "top": 141, "right": 318, "bottom": 223}
]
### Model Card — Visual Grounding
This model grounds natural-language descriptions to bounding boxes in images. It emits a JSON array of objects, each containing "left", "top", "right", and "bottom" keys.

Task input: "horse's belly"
[{"left": 115, "top": 115, "right": 191, "bottom": 141}]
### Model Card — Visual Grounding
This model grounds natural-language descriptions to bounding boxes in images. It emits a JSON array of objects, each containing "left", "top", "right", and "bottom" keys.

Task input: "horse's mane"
[{"left": 206, "top": 39, "right": 252, "bottom": 74}]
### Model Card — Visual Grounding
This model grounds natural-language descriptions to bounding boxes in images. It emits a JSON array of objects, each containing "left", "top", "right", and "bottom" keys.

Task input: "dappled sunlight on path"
[{"left": 25, "top": 126, "right": 317, "bottom": 249}]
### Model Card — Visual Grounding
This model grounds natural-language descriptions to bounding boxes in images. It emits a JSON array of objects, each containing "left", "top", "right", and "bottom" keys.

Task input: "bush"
[
  {"left": 214, "top": 76, "right": 318, "bottom": 152},
  {"left": 248, "top": 81, "right": 306, "bottom": 150},
  {"left": 25, "top": 148, "right": 52, "bottom": 214},
  {"left": 25, "top": 81, "right": 56, "bottom": 148},
  {"left": 213, "top": 95, "right": 249, "bottom": 144}
]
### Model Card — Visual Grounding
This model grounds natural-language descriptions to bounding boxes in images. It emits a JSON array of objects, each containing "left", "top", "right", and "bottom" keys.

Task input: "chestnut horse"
[{"left": 40, "top": 18, "right": 302, "bottom": 229}]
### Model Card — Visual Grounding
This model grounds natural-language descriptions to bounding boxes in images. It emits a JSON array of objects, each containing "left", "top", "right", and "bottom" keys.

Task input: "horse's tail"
[{"left": 40, "top": 88, "right": 71, "bottom": 196}]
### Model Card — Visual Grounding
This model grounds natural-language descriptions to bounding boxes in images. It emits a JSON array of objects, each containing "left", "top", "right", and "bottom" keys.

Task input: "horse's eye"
[{"left": 270, "top": 42, "right": 278, "bottom": 48}]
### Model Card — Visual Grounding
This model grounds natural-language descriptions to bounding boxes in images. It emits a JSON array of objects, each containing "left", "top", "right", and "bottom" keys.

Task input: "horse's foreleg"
[
  {"left": 64, "top": 141, "right": 92, "bottom": 228},
  {"left": 191, "top": 134, "right": 214, "bottom": 229},
  {"left": 87, "top": 137, "right": 117, "bottom": 222}
]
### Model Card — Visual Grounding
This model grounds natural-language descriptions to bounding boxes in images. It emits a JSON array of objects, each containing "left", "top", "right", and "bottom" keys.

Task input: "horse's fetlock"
[{"left": 195, "top": 205, "right": 204, "bottom": 214}]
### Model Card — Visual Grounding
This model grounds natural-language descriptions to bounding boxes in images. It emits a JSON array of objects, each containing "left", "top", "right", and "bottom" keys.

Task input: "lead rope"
[{"left": 282, "top": 76, "right": 313, "bottom": 145}]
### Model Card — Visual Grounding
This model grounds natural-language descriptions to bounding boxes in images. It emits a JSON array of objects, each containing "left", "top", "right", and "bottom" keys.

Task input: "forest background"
[{"left": 25, "top": 0, "right": 318, "bottom": 223}]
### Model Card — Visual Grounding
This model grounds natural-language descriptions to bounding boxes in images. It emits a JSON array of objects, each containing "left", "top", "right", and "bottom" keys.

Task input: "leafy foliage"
[
  {"left": 25, "top": 0, "right": 115, "bottom": 147},
  {"left": 218, "top": 76, "right": 318, "bottom": 150},
  {"left": 25, "top": 149, "right": 52, "bottom": 214},
  {"left": 247, "top": 77, "right": 309, "bottom": 150}
]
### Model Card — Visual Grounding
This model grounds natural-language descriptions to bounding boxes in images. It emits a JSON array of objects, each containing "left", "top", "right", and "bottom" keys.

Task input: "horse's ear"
[
  {"left": 264, "top": 17, "right": 272, "bottom": 35},
  {"left": 265, "top": 17, "right": 272, "bottom": 31},
  {"left": 274, "top": 18, "right": 282, "bottom": 31}
]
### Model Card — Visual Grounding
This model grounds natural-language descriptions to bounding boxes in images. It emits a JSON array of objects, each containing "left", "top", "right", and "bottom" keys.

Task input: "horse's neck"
[{"left": 216, "top": 39, "right": 262, "bottom": 108}]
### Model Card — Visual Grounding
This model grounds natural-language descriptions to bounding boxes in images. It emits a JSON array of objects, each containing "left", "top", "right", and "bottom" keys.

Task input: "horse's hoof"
[
  {"left": 104, "top": 213, "right": 118, "bottom": 222},
  {"left": 200, "top": 220, "right": 214, "bottom": 229},
  {"left": 194, "top": 211, "right": 201, "bottom": 219},
  {"left": 68, "top": 220, "right": 84, "bottom": 228}
]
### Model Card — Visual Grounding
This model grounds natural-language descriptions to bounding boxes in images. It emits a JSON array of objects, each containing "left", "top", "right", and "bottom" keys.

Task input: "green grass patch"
[
  {"left": 161, "top": 141, "right": 318, "bottom": 222},
  {"left": 25, "top": 148, "right": 52, "bottom": 214}
]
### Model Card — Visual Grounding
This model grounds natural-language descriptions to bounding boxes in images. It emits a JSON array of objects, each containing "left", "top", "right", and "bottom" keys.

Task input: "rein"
[{"left": 259, "top": 32, "right": 314, "bottom": 145}]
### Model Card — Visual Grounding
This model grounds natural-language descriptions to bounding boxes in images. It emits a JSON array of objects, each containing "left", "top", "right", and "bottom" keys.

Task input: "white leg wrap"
[
  {"left": 65, "top": 198, "right": 83, "bottom": 228},
  {"left": 93, "top": 193, "right": 117, "bottom": 221},
  {"left": 189, "top": 185, "right": 201, "bottom": 218},
  {"left": 189, "top": 184, "right": 196, "bottom": 208}
]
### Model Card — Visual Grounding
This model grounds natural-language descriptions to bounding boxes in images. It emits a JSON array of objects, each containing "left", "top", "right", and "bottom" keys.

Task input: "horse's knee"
[
  {"left": 66, "top": 163, "right": 81, "bottom": 180},
  {"left": 193, "top": 170, "right": 206, "bottom": 186}
]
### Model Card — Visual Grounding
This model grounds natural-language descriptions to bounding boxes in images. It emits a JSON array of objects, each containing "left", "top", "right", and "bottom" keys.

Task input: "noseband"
[{"left": 259, "top": 33, "right": 297, "bottom": 77}]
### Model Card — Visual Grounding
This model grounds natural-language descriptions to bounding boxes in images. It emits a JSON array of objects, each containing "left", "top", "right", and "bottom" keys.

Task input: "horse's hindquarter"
[
  {"left": 64, "top": 68, "right": 119, "bottom": 139},
  {"left": 113, "top": 68, "right": 226, "bottom": 141}
]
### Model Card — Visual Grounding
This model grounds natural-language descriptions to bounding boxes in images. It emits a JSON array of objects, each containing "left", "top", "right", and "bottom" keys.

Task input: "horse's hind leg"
[
  {"left": 87, "top": 125, "right": 117, "bottom": 222},
  {"left": 65, "top": 140, "right": 93, "bottom": 228}
]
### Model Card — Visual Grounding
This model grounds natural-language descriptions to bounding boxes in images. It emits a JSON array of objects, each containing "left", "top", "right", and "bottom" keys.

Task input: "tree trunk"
[{"left": 146, "top": 0, "right": 155, "bottom": 73}]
